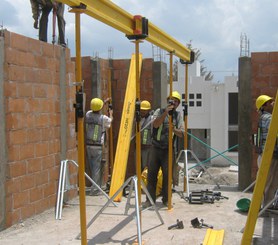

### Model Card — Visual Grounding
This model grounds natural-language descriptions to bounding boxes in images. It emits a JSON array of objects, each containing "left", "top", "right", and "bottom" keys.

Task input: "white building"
[{"left": 171, "top": 62, "right": 238, "bottom": 166}]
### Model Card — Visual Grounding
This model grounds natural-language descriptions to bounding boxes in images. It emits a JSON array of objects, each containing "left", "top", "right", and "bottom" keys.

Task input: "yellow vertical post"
[
  {"left": 71, "top": 7, "right": 87, "bottom": 244},
  {"left": 108, "top": 68, "right": 114, "bottom": 174},
  {"left": 183, "top": 64, "right": 189, "bottom": 192},
  {"left": 167, "top": 52, "right": 173, "bottom": 210},
  {"left": 135, "top": 40, "right": 142, "bottom": 208},
  {"left": 241, "top": 90, "right": 278, "bottom": 244}
]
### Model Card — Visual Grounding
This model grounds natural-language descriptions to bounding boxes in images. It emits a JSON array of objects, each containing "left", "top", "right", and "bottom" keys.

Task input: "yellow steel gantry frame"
[
  {"left": 56, "top": 0, "right": 194, "bottom": 243},
  {"left": 57, "top": 0, "right": 193, "bottom": 62}
]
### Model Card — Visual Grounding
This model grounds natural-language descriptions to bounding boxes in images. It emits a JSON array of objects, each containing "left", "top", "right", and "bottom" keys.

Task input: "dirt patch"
[{"left": 189, "top": 166, "right": 238, "bottom": 186}]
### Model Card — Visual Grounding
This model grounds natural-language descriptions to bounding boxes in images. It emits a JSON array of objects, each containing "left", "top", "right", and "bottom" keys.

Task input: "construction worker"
[
  {"left": 140, "top": 100, "right": 153, "bottom": 171},
  {"left": 255, "top": 94, "right": 278, "bottom": 209},
  {"left": 85, "top": 98, "right": 113, "bottom": 195},
  {"left": 30, "top": 0, "right": 66, "bottom": 46},
  {"left": 144, "top": 91, "right": 184, "bottom": 207}
]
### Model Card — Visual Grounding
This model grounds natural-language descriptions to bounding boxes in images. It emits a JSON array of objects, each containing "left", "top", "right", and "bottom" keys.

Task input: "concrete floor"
[{"left": 0, "top": 173, "right": 277, "bottom": 244}]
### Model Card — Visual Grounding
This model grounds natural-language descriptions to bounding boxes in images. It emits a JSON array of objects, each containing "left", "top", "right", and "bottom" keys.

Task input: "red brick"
[
  {"left": 7, "top": 98, "right": 27, "bottom": 113},
  {"left": 49, "top": 167, "right": 59, "bottom": 182},
  {"left": 13, "top": 190, "right": 29, "bottom": 209},
  {"left": 21, "top": 203, "right": 36, "bottom": 220},
  {"left": 35, "top": 170, "right": 49, "bottom": 186},
  {"left": 42, "top": 43, "right": 55, "bottom": 58},
  {"left": 35, "top": 198, "right": 49, "bottom": 214},
  {"left": 251, "top": 52, "right": 268, "bottom": 63},
  {"left": 33, "top": 84, "right": 48, "bottom": 98},
  {"left": 35, "top": 142, "right": 49, "bottom": 157},
  {"left": 5, "top": 210, "right": 21, "bottom": 227},
  {"left": 27, "top": 158, "right": 42, "bottom": 173},
  {"left": 4, "top": 81, "right": 17, "bottom": 97},
  {"left": 261, "top": 64, "right": 278, "bottom": 75},
  {"left": 5, "top": 179, "right": 21, "bottom": 195},
  {"left": 20, "top": 143, "right": 35, "bottom": 160},
  {"left": 9, "top": 129, "right": 27, "bottom": 145},
  {"left": 25, "top": 67, "right": 41, "bottom": 83},
  {"left": 27, "top": 38, "right": 42, "bottom": 56},
  {"left": 34, "top": 114, "right": 50, "bottom": 128},
  {"left": 43, "top": 182, "right": 56, "bottom": 198},
  {"left": 17, "top": 83, "right": 33, "bottom": 97},
  {"left": 269, "top": 52, "right": 278, "bottom": 63},
  {"left": 7, "top": 145, "right": 20, "bottom": 161},
  {"left": 7, "top": 161, "right": 27, "bottom": 178},
  {"left": 7, "top": 65, "right": 25, "bottom": 82},
  {"left": 27, "top": 128, "right": 42, "bottom": 143},
  {"left": 10, "top": 32, "right": 28, "bottom": 51},
  {"left": 20, "top": 175, "right": 36, "bottom": 191},
  {"left": 38, "top": 69, "right": 53, "bottom": 84},
  {"left": 30, "top": 187, "right": 43, "bottom": 202},
  {"left": 41, "top": 155, "right": 55, "bottom": 170}
]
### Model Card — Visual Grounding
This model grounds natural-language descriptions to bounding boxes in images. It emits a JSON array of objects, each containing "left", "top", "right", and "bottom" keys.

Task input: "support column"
[{"left": 0, "top": 35, "right": 7, "bottom": 230}]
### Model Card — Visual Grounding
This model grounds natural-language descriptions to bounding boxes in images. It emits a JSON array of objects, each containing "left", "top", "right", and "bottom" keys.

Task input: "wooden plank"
[
  {"left": 109, "top": 53, "right": 142, "bottom": 201},
  {"left": 203, "top": 229, "right": 225, "bottom": 245}
]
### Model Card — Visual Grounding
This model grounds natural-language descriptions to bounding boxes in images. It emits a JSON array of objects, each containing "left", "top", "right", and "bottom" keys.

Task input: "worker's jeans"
[
  {"left": 86, "top": 145, "right": 103, "bottom": 194},
  {"left": 39, "top": 3, "right": 66, "bottom": 45},
  {"left": 146, "top": 146, "right": 169, "bottom": 204}
]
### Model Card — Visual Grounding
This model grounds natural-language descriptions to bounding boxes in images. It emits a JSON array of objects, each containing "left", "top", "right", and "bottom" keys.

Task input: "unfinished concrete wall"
[
  {"left": 0, "top": 30, "right": 78, "bottom": 229},
  {"left": 238, "top": 57, "right": 252, "bottom": 190}
]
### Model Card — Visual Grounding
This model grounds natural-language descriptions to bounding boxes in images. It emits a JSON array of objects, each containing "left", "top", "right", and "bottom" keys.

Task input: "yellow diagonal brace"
[
  {"left": 109, "top": 53, "right": 143, "bottom": 201},
  {"left": 57, "top": 0, "right": 192, "bottom": 61}
]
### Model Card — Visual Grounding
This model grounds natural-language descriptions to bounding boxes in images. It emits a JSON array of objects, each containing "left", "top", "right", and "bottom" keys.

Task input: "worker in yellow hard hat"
[
  {"left": 255, "top": 94, "right": 278, "bottom": 209},
  {"left": 85, "top": 97, "right": 113, "bottom": 195},
  {"left": 140, "top": 100, "right": 154, "bottom": 171},
  {"left": 143, "top": 91, "right": 184, "bottom": 208}
]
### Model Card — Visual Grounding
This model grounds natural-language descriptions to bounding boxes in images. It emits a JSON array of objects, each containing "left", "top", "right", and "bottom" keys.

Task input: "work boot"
[
  {"left": 142, "top": 201, "right": 152, "bottom": 209},
  {"left": 33, "top": 20, "right": 39, "bottom": 29}
]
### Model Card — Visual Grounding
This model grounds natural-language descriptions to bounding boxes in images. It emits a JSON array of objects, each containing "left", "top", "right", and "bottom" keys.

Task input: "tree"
[{"left": 187, "top": 41, "right": 214, "bottom": 81}]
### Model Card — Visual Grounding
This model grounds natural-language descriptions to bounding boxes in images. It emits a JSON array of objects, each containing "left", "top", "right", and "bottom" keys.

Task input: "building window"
[
  {"left": 188, "top": 93, "right": 202, "bottom": 108},
  {"left": 228, "top": 93, "right": 238, "bottom": 152},
  {"left": 196, "top": 101, "right": 202, "bottom": 107}
]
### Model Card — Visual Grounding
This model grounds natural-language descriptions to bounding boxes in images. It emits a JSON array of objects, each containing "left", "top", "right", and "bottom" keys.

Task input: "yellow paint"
[
  {"left": 203, "top": 229, "right": 225, "bottom": 245},
  {"left": 109, "top": 54, "right": 142, "bottom": 201}
]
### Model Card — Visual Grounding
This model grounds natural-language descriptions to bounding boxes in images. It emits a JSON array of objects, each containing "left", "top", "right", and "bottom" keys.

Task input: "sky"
[{"left": 1, "top": 0, "right": 278, "bottom": 82}]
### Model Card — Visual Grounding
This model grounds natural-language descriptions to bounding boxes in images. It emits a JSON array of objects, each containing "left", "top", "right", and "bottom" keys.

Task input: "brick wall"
[
  {"left": 0, "top": 30, "right": 78, "bottom": 229},
  {"left": 251, "top": 52, "right": 278, "bottom": 179},
  {"left": 81, "top": 57, "right": 156, "bottom": 180}
]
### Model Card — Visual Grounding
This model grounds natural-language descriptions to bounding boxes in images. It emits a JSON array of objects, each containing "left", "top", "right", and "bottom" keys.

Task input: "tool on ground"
[
  {"left": 191, "top": 217, "right": 213, "bottom": 229},
  {"left": 168, "top": 219, "right": 184, "bottom": 230},
  {"left": 187, "top": 189, "right": 229, "bottom": 204}
]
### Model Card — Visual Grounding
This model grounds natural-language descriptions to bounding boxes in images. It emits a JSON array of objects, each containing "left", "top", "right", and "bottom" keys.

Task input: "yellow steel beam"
[{"left": 57, "top": 0, "right": 193, "bottom": 62}]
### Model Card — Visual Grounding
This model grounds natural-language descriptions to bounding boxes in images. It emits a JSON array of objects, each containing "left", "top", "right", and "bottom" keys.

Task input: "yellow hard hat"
[
  {"left": 256, "top": 95, "right": 272, "bottom": 110},
  {"left": 90, "top": 98, "right": 104, "bottom": 111},
  {"left": 140, "top": 100, "right": 151, "bottom": 110},
  {"left": 169, "top": 91, "right": 182, "bottom": 102}
]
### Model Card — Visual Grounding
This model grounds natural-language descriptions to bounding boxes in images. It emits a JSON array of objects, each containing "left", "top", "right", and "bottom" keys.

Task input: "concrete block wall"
[
  {"left": 0, "top": 30, "right": 78, "bottom": 229},
  {"left": 250, "top": 52, "right": 278, "bottom": 179}
]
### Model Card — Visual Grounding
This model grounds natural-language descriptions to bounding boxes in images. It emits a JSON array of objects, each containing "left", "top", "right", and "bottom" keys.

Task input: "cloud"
[{"left": 2, "top": 0, "right": 278, "bottom": 82}]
